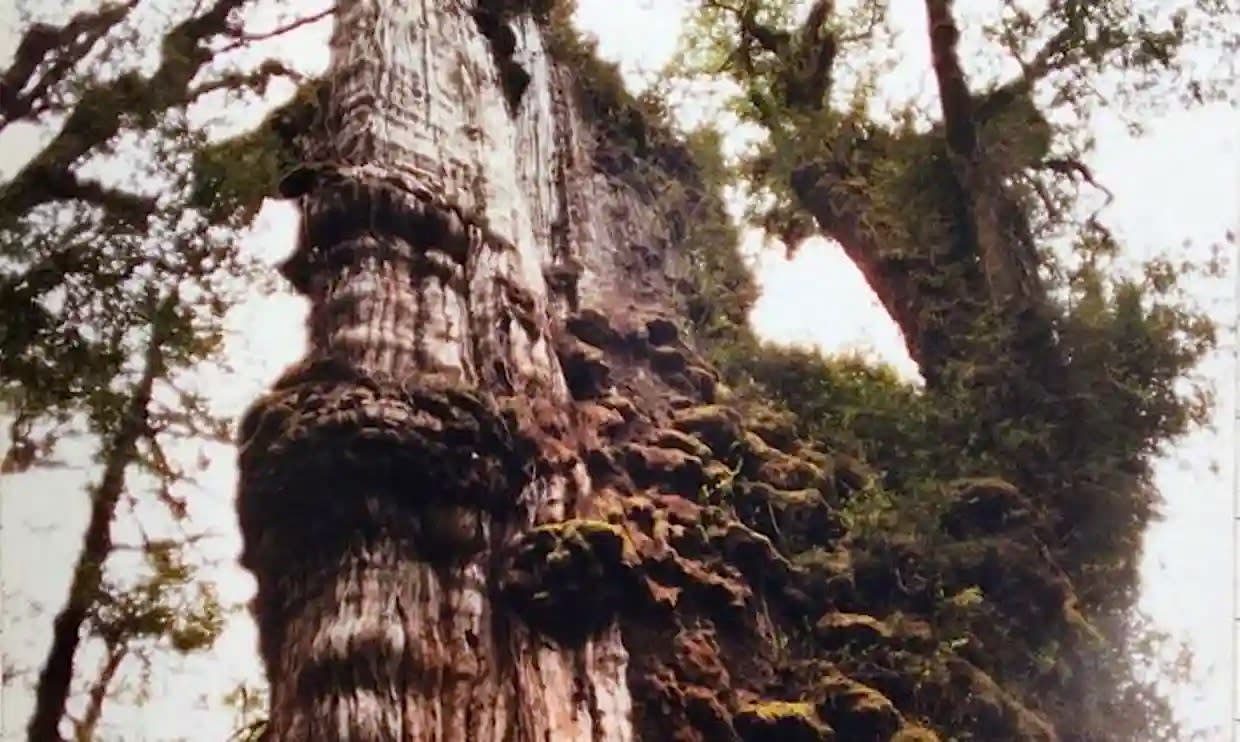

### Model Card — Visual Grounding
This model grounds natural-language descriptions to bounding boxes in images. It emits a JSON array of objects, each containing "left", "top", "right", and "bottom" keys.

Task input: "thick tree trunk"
[{"left": 235, "top": 3, "right": 688, "bottom": 738}]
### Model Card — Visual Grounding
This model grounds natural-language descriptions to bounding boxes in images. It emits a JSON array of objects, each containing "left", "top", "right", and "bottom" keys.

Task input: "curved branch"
[
  {"left": 187, "top": 59, "right": 302, "bottom": 101},
  {"left": 1040, "top": 157, "right": 1114, "bottom": 208},
  {"left": 217, "top": 5, "right": 336, "bottom": 54},
  {"left": 0, "top": 1, "right": 138, "bottom": 126}
]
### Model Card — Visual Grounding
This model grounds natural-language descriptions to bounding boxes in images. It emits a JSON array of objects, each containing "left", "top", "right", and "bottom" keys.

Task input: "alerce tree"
[{"left": 231, "top": 1, "right": 638, "bottom": 738}]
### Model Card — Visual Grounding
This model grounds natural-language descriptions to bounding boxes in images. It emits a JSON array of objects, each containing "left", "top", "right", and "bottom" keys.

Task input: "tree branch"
[
  {"left": 1040, "top": 157, "right": 1114, "bottom": 208},
  {"left": 789, "top": 157, "right": 941, "bottom": 372},
  {"left": 785, "top": 0, "right": 838, "bottom": 111},
  {"left": 187, "top": 59, "right": 301, "bottom": 102},
  {"left": 924, "top": 0, "right": 978, "bottom": 159},
  {"left": 72, "top": 642, "right": 127, "bottom": 742},
  {"left": 216, "top": 5, "right": 337, "bottom": 54},
  {"left": 1020, "top": 25, "right": 1076, "bottom": 87},
  {"left": 705, "top": 0, "right": 789, "bottom": 63},
  {"left": 0, "top": 168, "right": 157, "bottom": 228},
  {"left": 0, "top": 0, "right": 252, "bottom": 228},
  {"left": 0, "top": 1, "right": 138, "bottom": 126}
]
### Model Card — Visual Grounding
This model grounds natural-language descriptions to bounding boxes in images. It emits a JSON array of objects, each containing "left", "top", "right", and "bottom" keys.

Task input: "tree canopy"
[{"left": 662, "top": 0, "right": 1234, "bottom": 738}]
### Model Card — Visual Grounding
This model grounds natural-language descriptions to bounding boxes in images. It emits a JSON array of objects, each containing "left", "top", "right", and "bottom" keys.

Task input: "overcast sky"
[{"left": 1, "top": 0, "right": 1237, "bottom": 739}]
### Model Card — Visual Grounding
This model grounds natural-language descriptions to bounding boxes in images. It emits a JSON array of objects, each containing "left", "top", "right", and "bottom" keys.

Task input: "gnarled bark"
[{"left": 236, "top": 3, "right": 689, "bottom": 738}]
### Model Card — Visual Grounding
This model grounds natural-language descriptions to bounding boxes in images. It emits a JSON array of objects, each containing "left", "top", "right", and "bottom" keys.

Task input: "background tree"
[{"left": 0, "top": 0, "right": 332, "bottom": 737}]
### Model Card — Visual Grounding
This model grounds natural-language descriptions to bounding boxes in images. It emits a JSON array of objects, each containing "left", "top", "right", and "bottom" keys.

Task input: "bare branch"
[
  {"left": 73, "top": 643, "right": 127, "bottom": 742},
  {"left": 187, "top": 59, "right": 301, "bottom": 101},
  {"left": 1021, "top": 26, "right": 1077, "bottom": 86},
  {"left": 1040, "top": 156, "right": 1117, "bottom": 240},
  {"left": 217, "top": 5, "right": 337, "bottom": 54},
  {"left": 1040, "top": 157, "right": 1115, "bottom": 208},
  {"left": 1026, "top": 172, "right": 1063, "bottom": 223},
  {"left": 111, "top": 531, "right": 221, "bottom": 553}
]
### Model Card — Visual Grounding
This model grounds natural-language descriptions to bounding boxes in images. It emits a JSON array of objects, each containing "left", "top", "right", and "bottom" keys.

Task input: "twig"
[{"left": 217, "top": 6, "right": 336, "bottom": 54}]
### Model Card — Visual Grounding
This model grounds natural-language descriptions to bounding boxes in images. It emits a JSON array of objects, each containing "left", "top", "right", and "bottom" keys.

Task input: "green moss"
[
  {"left": 651, "top": 428, "right": 715, "bottom": 460},
  {"left": 672, "top": 404, "right": 744, "bottom": 457},
  {"left": 792, "top": 546, "right": 852, "bottom": 575},
  {"left": 536, "top": 7, "right": 1208, "bottom": 738},
  {"left": 621, "top": 442, "right": 708, "bottom": 497},
  {"left": 814, "top": 672, "right": 903, "bottom": 740},
  {"left": 190, "top": 79, "right": 323, "bottom": 225},
  {"left": 734, "top": 701, "right": 833, "bottom": 742},
  {"left": 743, "top": 700, "right": 816, "bottom": 720},
  {"left": 741, "top": 435, "right": 830, "bottom": 492},
  {"left": 530, "top": 518, "right": 636, "bottom": 564},
  {"left": 814, "top": 612, "right": 892, "bottom": 649},
  {"left": 500, "top": 519, "right": 639, "bottom": 643}
]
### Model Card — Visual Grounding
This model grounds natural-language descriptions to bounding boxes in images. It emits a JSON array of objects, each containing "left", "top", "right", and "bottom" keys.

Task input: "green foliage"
[
  {"left": 190, "top": 78, "right": 324, "bottom": 225},
  {"left": 87, "top": 541, "right": 225, "bottom": 654},
  {"left": 685, "top": 263, "right": 1214, "bottom": 738},
  {"left": 679, "top": 127, "right": 760, "bottom": 342},
  {"left": 735, "top": 348, "right": 942, "bottom": 480},
  {"left": 1, "top": 113, "right": 257, "bottom": 472},
  {"left": 190, "top": 126, "right": 287, "bottom": 225},
  {"left": 663, "top": 2, "right": 1230, "bottom": 739},
  {"left": 0, "top": 1, "right": 306, "bottom": 734}
]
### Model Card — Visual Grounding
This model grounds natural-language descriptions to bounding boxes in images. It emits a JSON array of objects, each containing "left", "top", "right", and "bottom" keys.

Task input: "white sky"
[{"left": 0, "top": 0, "right": 1237, "bottom": 739}]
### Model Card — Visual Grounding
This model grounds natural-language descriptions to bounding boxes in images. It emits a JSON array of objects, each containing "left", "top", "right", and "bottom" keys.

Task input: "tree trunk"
[
  {"left": 73, "top": 643, "right": 126, "bottom": 742},
  {"left": 236, "top": 3, "right": 685, "bottom": 738}
]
